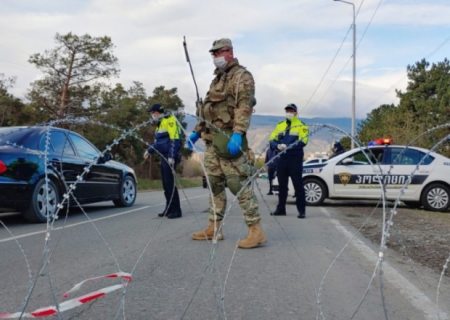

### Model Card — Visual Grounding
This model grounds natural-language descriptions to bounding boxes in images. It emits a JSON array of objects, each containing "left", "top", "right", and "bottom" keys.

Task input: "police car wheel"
[
  {"left": 304, "top": 179, "right": 326, "bottom": 206},
  {"left": 421, "top": 183, "right": 450, "bottom": 212}
]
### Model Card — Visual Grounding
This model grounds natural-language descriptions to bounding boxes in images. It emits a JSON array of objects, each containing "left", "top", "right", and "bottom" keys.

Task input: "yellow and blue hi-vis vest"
[
  {"left": 269, "top": 116, "right": 309, "bottom": 157},
  {"left": 149, "top": 114, "right": 181, "bottom": 158}
]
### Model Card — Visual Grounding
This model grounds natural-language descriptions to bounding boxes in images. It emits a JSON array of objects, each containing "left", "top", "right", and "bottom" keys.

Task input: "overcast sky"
[{"left": 1, "top": 0, "right": 449, "bottom": 120}]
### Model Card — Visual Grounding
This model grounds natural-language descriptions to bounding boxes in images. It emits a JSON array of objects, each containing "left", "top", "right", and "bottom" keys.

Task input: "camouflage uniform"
[{"left": 194, "top": 57, "right": 260, "bottom": 227}]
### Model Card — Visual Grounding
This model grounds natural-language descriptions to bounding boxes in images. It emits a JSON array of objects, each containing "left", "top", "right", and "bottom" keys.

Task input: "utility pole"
[{"left": 334, "top": 0, "right": 356, "bottom": 149}]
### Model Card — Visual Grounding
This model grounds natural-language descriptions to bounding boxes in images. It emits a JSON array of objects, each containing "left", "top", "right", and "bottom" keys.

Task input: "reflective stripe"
[{"left": 269, "top": 117, "right": 309, "bottom": 146}]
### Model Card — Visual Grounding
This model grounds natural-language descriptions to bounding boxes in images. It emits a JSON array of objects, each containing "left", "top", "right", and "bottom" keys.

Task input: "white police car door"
[
  {"left": 333, "top": 147, "right": 387, "bottom": 198},
  {"left": 385, "top": 147, "right": 434, "bottom": 199}
]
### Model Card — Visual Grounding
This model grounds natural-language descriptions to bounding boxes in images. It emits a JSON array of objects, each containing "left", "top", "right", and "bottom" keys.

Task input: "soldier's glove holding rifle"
[
  {"left": 187, "top": 132, "right": 200, "bottom": 149},
  {"left": 228, "top": 133, "right": 242, "bottom": 156},
  {"left": 168, "top": 158, "right": 175, "bottom": 165},
  {"left": 277, "top": 144, "right": 287, "bottom": 151}
]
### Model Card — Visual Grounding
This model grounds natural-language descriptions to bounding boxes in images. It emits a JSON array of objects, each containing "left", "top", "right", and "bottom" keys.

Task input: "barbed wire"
[{"left": 0, "top": 115, "right": 449, "bottom": 319}]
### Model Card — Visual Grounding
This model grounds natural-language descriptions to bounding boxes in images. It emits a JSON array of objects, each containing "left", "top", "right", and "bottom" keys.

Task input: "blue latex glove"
[
  {"left": 187, "top": 132, "right": 200, "bottom": 150},
  {"left": 227, "top": 133, "right": 242, "bottom": 156}
]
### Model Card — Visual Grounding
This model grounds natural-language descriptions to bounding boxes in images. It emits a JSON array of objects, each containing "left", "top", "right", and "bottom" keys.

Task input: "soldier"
[
  {"left": 187, "top": 38, "right": 266, "bottom": 249},
  {"left": 144, "top": 103, "right": 182, "bottom": 219},
  {"left": 269, "top": 104, "right": 309, "bottom": 218}
]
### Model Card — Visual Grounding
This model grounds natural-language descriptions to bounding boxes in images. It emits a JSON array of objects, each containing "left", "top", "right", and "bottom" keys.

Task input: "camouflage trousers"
[{"left": 204, "top": 144, "right": 261, "bottom": 227}]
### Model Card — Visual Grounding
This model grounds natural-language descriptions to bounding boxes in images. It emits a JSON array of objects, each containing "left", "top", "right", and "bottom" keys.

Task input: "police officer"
[
  {"left": 144, "top": 103, "right": 182, "bottom": 219},
  {"left": 187, "top": 38, "right": 266, "bottom": 249},
  {"left": 329, "top": 141, "right": 345, "bottom": 159},
  {"left": 269, "top": 104, "right": 309, "bottom": 219},
  {"left": 265, "top": 147, "right": 278, "bottom": 195}
]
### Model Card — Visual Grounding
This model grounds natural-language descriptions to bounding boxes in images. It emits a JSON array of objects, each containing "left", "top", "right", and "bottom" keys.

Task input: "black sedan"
[{"left": 0, "top": 126, "right": 137, "bottom": 223}]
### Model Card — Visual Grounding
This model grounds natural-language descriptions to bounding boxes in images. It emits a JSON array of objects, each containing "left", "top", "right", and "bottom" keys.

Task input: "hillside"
[{"left": 183, "top": 114, "right": 363, "bottom": 155}]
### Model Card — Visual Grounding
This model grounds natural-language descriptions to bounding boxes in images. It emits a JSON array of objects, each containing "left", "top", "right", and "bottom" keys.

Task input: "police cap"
[
  {"left": 209, "top": 38, "right": 233, "bottom": 52},
  {"left": 285, "top": 103, "right": 297, "bottom": 112},
  {"left": 147, "top": 103, "right": 164, "bottom": 114}
]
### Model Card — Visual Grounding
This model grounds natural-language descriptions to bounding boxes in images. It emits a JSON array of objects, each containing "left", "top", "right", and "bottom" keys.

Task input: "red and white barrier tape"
[{"left": 0, "top": 272, "right": 131, "bottom": 319}]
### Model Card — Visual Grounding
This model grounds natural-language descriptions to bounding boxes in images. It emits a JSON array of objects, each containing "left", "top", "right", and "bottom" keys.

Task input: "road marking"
[
  {"left": 0, "top": 194, "right": 207, "bottom": 244},
  {"left": 320, "top": 207, "right": 448, "bottom": 320}
]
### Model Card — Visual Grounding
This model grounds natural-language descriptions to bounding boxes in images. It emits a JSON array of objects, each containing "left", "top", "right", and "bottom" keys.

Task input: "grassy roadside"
[{"left": 137, "top": 177, "right": 203, "bottom": 191}]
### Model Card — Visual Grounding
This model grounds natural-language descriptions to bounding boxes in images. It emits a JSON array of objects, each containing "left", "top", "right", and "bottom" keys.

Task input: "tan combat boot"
[
  {"left": 238, "top": 223, "right": 267, "bottom": 249},
  {"left": 192, "top": 220, "right": 224, "bottom": 241}
]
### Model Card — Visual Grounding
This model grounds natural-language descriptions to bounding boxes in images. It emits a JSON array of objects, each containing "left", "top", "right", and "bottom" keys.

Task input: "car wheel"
[
  {"left": 403, "top": 201, "right": 422, "bottom": 209},
  {"left": 22, "top": 179, "right": 60, "bottom": 223},
  {"left": 304, "top": 179, "right": 327, "bottom": 206},
  {"left": 113, "top": 176, "right": 136, "bottom": 207},
  {"left": 421, "top": 183, "right": 450, "bottom": 212}
]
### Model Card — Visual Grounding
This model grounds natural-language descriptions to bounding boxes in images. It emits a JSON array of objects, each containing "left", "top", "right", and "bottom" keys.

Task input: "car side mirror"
[
  {"left": 342, "top": 158, "right": 353, "bottom": 165},
  {"left": 98, "top": 153, "right": 113, "bottom": 164}
]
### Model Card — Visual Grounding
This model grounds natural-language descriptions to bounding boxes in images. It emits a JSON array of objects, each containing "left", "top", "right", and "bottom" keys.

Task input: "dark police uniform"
[
  {"left": 269, "top": 106, "right": 309, "bottom": 218},
  {"left": 147, "top": 104, "right": 182, "bottom": 219}
]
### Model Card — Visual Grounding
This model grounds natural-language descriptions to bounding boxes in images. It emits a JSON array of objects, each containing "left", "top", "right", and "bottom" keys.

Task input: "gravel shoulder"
[{"left": 325, "top": 200, "right": 450, "bottom": 275}]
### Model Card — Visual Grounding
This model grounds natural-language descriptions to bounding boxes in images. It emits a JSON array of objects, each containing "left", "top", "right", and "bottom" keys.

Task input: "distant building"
[{"left": 304, "top": 151, "right": 328, "bottom": 160}]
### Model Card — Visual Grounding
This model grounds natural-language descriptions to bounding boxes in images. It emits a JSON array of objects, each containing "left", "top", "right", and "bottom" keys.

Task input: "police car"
[
  {"left": 303, "top": 158, "right": 328, "bottom": 165},
  {"left": 272, "top": 139, "right": 450, "bottom": 212}
]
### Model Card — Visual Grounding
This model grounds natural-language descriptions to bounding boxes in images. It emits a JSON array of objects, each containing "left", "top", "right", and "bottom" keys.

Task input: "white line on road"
[
  {"left": 0, "top": 194, "right": 207, "bottom": 244},
  {"left": 320, "top": 207, "right": 448, "bottom": 320}
]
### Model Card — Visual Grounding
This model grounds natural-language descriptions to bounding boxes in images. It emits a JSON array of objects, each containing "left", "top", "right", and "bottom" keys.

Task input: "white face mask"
[
  {"left": 286, "top": 113, "right": 296, "bottom": 120},
  {"left": 213, "top": 56, "right": 227, "bottom": 69}
]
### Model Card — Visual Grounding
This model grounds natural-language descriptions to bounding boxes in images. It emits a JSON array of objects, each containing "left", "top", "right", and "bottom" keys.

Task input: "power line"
[
  {"left": 300, "top": 0, "right": 366, "bottom": 117},
  {"left": 0, "top": 43, "right": 31, "bottom": 56},
  {"left": 0, "top": 59, "right": 32, "bottom": 70},
  {"left": 299, "top": 26, "right": 352, "bottom": 114},
  {"left": 309, "top": 55, "right": 352, "bottom": 113},
  {"left": 308, "top": 0, "right": 383, "bottom": 113},
  {"left": 356, "top": 0, "right": 383, "bottom": 49},
  {"left": 356, "top": 0, "right": 365, "bottom": 17},
  {"left": 361, "top": 33, "right": 450, "bottom": 113}
]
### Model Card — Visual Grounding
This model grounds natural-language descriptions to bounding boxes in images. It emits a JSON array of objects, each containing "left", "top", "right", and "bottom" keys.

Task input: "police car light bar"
[{"left": 374, "top": 138, "right": 393, "bottom": 145}]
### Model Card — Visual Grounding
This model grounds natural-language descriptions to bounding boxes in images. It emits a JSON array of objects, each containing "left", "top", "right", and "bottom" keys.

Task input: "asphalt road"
[{"left": 0, "top": 182, "right": 449, "bottom": 320}]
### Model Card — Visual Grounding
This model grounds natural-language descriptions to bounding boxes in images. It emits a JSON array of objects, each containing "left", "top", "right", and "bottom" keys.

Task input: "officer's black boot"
[
  {"left": 158, "top": 210, "right": 170, "bottom": 217},
  {"left": 270, "top": 209, "right": 286, "bottom": 216},
  {"left": 167, "top": 211, "right": 182, "bottom": 219},
  {"left": 298, "top": 212, "right": 305, "bottom": 219}
]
